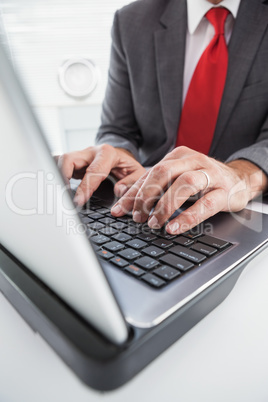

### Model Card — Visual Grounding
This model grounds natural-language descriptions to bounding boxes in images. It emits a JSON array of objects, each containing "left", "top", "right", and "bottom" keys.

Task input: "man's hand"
[
  {"left": 111, "top": 146, "right": 268, "bottom": 234},
  {"left": 57, "top": 144, "right": 146, "bottom": 206}
]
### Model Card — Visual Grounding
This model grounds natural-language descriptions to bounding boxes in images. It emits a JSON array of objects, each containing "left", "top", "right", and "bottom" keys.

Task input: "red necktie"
[{"left": 176, "top": 7, "right": 230, "bottom": 154}]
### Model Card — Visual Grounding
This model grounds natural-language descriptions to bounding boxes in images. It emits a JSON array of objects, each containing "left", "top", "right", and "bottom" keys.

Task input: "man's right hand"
[{"left": 57, "top": 144, "right": 146, "bottom": 206}]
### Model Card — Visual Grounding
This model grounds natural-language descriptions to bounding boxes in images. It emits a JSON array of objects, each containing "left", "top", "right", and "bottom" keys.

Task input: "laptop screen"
[{"left": 0, "top": 41, "right": 129, "bottom": 345}]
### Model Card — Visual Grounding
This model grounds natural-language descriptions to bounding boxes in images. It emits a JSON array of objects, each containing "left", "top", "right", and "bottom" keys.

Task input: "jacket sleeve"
[
  {"left": 226, "top": 112, "right": 268, "bottom": 177},
  {"left": 95, "top": 11, "right": 142, "bottom": 162}
]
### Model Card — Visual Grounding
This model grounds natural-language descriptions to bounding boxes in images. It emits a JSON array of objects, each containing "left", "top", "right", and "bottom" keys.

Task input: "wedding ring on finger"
[{"left": 198, "top": 170, "right": 211, "bottom": 191}]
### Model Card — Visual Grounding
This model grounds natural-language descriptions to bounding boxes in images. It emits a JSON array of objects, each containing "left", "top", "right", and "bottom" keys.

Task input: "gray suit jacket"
[{"left": 96, "top": 0, "right": 268, "bottom": 175}]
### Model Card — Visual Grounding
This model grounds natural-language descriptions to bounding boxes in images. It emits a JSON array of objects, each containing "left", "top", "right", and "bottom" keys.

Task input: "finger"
[
  {"left": 111, "top": 172, "right": 149, "bottom": 217},
  {"left": 113, "top": 168, "right": 147, "bottom": 198},
  {"left": 57, "top": 154, "right": 75, "bottom": 183},
  {"left": 130, "top": 161, "right": 183, "bottom": 223},
  {"left": 161, "top": 145, "right": 196, "bottom": 161},
  {"left": 148, "top": 170, "right": 210, "bottom": 229},
  {"left": 132, "top": 159, "right": 211, "bottom": 223},
  {"left": 58, "top": 149, "right": 95, "bottom": 181},
  {"left": 74, "top": 149, "right": 118, "bottom": 206},
  {"left": 166, "top": 188, "right": 226, "bottom": 234}
]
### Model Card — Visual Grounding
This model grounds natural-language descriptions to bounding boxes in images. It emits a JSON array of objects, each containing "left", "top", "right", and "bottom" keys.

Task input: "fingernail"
[
  {"left": 148, "top": 216, "right": 160, "bottom": 229},
  {"left": 115, "top": 184, "right": 128, "bottom": 198},
  {"left": 133, "top": 211, "right": 142, "bottom": 223},
  {"left": 111, "top": 204, "right": 122, "bottom": 215},
  {"left": 73, "top": 193, "right": 84, "bottom": 206},
  {"left": 166, "top": 222, "right": 180, "bottom": 234}
]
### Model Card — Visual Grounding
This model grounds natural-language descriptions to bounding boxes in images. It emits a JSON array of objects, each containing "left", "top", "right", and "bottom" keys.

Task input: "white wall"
[{"left": 0, "top": 0, "right": 134, "bottom": 154}]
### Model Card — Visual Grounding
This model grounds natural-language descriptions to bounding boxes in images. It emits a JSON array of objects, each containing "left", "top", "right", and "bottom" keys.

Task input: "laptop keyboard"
[{"left": 79, "top": 201, "right": 233, "bottom": 289}]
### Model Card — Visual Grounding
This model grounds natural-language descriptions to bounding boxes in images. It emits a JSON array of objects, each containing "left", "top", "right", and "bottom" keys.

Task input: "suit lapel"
[
  {"left": 154, "top": 0, "right": 187, "bottom": 146},
  {"left": 210, "top": 0, "right": 268, "bottom": 155}
]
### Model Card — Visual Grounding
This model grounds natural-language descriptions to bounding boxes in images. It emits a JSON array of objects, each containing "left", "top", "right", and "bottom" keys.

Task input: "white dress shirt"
[{"left": 183, "top": 0, "right": 241, "bottom": 103}]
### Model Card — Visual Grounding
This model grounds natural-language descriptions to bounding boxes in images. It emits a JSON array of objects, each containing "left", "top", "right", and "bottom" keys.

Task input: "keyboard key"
[
  {"left": 156, "top": 230, "right": 176, "bottom": 240},
  {"left": 103, "top": 241, "right": 125, "bottom": 252},
  {"left": 123, "top": 226, "right": 141, "bottom": 235},
  {"left": 126, "top": 239, "right": 147, "bottom": 249},
  {"left": 142, "top": 273, "right": 166, "bottom": 288},
  {"left": 92, "top": 245, "right": 101, "bottom": 251},
  {"left": 86, "top": 229, "right": 97, "bottom": 238},
  {"left": 135, "top": 256, "right": 159, "bottom": 270},
  {"left": 150, "top": 228, "right": 162, "bottom": 235},
  {"left": 118, "top": 248, "right": 141, "bottom": 261},
  {"left": 88, "top": 222, "right": 105, "bottom": 231},
  {"left": 143, "top": 246, "right": 165, "bottom": 258},
  {"left": 137, "top": 233, "right": 157, "bottom": 242},
  {"left": 91, "top": 234, "right": 110, "bottom": 245},
  {"left": 198, "top": 235, "right": 230, "bottom": 250},
  {"left": 154, "top": 265, "right": 181, "bottom": 281},
  {"left": 110, "top": 222, "right": 128, "bottom": 231},
  {"left": 90, "top": 212, "right": 105, "bottom": 220},
  {"left": 97, "top": 249, "right": 114, "bottom": 260},
  {"left": 125, "top": 265, "right": 145, "bottom": 277},
  {"left": 99, "top": 227, "right": 118, "bottom": 236},
  {"left": 97, "top": 208, "right": 110, "bottom": 214},
  {"left": 170, "top": 245, "right": 206, "bottom": 263},
  {"left": 99, "top": 217, "right": 116, "bottom": 225},
  {"left": 152, "top": 239, "right": 173, "bottom": 249},
  {"left": 129, "top": 221, "right": 144, "bottom": 229},
  {"left": 139, "top": 223, "right": 151, "bottom": 232},
  {"left": 87, "top": 205, "right": 99, "bottom": 210},
  {"left": 173, "top": 236, "right": 194, "bottom": 247},
  {"left": 80, "top": 209, "right": 95, "bottom": 215},
  {"left": 81, "top": 217, "right": 94, "bottom": 224},
  {"left": 118, "top": 216, "right": 133, "bottom": 223},
  {"left": 183, "top": 228, "right": 202, "bottom": 239},
  {"left": 110, "top": 257, "right": 128, "bottom": 268},
  {"left": 112, "top": 233, "right": 132, "bottom": 242},
  {"left": 191, "top": 243, "right": 217, "bottom": 256},
  {"left": 159, "top": 254, "right": 194, "bottom": 272},
  {"left": 104, "top": 212, "right": 115, "bottom": 219}
]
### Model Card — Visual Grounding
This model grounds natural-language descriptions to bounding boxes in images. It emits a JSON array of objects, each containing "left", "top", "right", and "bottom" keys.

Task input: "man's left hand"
[{"left": 111, "top": 146, "right": 268, "bottom": 234}]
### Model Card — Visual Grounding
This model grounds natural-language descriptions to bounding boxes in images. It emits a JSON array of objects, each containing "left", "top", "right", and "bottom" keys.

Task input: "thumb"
[{"left": 114, "top": 170, "right": 146, "bottom": 198}]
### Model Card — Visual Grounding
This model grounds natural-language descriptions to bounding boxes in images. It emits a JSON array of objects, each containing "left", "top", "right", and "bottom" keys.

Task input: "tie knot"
[{"left": 206, "top": 7, "right": 230, "bottom": 36}]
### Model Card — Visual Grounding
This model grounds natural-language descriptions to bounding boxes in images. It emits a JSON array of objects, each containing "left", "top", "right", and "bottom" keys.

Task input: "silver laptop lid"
[{"left": 0, "top": 43, "right": 129, "bottom": 345}]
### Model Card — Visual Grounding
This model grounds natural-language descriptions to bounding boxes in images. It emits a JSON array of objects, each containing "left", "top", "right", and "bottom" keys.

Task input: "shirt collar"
[{"left": 187, "top": 0, "right": 241, "bottom": 34}]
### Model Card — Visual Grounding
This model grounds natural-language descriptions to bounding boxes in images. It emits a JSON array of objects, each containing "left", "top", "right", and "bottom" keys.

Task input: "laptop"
[{"left": 1, "top": 41, "right": 268, "bottom": 390}]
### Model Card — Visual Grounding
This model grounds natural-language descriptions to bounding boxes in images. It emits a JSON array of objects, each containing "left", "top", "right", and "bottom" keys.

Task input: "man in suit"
[{"left": 59, "top": 0, "right": 268, "bottom": 234}]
